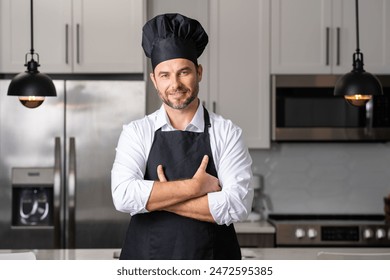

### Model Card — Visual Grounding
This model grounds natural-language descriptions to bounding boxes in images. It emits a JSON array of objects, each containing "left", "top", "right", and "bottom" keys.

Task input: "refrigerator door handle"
[
  {"left": 67, "top": 137, "right": 76, "bottom": 248},
  {"left": 53, "top": 137, "right": 62, "bottom": 248}
]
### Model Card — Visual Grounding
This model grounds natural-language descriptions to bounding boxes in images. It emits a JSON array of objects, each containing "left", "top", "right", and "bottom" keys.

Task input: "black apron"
[{"left": 120, "top": 107, "right": 241, "bottom": 260}]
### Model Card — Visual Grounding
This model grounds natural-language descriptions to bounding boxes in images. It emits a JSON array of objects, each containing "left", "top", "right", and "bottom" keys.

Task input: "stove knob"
[
  {"left": 295, "top": 228, "right": 305, "bottom": 239},
  {"left": 376, "top": 228, "right": 386, "bottom": 240},
  {"left": 362, "top": 228, "right": 374, "bottom": 240},
  {"left": 307, "top": 228, "right": 317, "bottom": 239}
]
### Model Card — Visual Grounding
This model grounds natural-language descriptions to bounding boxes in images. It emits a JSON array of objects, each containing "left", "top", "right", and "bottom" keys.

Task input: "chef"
[{"left": 111, "top": 13, "right": 253, "bottom": 260}]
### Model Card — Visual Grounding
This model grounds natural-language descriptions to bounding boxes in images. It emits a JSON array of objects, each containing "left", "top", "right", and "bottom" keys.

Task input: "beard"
[{"left": 158, "top": 82, "right": 199, "bottom": 110}]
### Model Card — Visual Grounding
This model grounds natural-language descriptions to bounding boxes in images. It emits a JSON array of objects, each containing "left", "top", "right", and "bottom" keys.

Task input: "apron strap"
[{"left": 203, "top": 106, "right": 211, "bottom": 132}]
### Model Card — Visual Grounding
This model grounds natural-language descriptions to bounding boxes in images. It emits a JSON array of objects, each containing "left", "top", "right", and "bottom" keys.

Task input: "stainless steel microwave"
[{"left": 272, "top": 75, "right": 390, "bottom": 141}]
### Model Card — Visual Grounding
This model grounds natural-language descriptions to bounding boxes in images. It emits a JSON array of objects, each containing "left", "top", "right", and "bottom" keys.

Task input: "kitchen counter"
[
  {"left": 234, "top": 221, "right": 275, "bottom": 247},
  {"left": 242, "top": 247, "right": 390, "bottom": 260},
  {"left": 2, "top": 247, "right": 390, "bottom": 260},
  {"left": 234, "top": 220, "right": 275, "bottom": 234}
]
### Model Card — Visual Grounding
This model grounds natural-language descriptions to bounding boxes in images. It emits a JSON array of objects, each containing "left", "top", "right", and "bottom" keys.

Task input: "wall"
[{"left": 250, "top": 143, "right": 390, "bottom": 214}]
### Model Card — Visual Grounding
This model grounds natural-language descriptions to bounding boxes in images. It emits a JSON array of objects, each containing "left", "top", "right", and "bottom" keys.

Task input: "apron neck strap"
[{"left": 203, "top": 106, "right": 211, "bottom": 133}]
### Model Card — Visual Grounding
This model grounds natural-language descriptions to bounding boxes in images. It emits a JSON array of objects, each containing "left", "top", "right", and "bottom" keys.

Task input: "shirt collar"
[{"left": 154, "top": 102, "right": 204, "bottom": 132}]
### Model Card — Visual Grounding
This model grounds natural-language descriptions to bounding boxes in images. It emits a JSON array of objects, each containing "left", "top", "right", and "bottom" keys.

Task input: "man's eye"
[{"left": 180, "top": 71, "right": 188, "bottom": 76}]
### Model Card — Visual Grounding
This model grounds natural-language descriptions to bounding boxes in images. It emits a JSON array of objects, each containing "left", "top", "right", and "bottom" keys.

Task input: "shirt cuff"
[
  {"left": 137, "top": 180, "right": 155, "bottom": 214},
  {"left": 208, "top": 191, "right": 231, "bottom": 225}
]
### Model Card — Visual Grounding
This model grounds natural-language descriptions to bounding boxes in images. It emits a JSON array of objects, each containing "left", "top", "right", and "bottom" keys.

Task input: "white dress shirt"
[{"left": 111, "top": 103, "right": 253, "bottom": 226}]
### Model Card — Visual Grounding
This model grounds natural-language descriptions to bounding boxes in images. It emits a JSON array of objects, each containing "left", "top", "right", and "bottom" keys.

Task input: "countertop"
[
  {"left": 242, "top": 247, "right": 390, "bottom": 260},
  {"left": 2, "top": 247, "right": 390, "bottom": 260},
  {"left": 234, "top": 220, "right": 275, "bottom": 234}
]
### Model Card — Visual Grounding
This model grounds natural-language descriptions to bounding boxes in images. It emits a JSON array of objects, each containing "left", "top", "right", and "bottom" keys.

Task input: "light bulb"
[
  {"left": 344, "top": 94, "right": 372, "bottom": 107},
  {"left": 18, "top": 96, "right": 45, "bottom": 109}
]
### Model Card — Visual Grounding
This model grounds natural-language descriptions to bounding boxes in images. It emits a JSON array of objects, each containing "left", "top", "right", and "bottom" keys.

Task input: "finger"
[
  {"left": 157, "top": 165, "right": 167, "bottom": 182},
  {"left": 197, "top": 155, "right": 209, "bottom": 172}
]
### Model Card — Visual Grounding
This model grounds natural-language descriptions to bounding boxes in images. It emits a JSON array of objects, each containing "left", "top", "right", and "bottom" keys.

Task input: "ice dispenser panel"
[{"left": 12, "top": 168, "right": 54, "bottom": 227}]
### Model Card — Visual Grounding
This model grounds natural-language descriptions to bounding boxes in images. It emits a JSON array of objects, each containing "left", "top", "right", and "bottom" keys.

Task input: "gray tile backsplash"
[{"left": 249, "top": 143, "right": 390, "bottom": 214}]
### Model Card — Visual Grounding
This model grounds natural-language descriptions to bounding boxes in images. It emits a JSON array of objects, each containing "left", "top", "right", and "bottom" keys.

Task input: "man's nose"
[{"left": 170, "top": 75, "right": 181, "bottom": 90}]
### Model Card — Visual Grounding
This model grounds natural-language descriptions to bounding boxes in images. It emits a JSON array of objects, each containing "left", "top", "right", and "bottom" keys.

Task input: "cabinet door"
[
  {"left": 209, "top": 0, "right": 270, "bottom": 149},
  {"left": 72, "top": 0, "right": 144, "bottom": 73},
  {"left": 335, "top": 0, "right": 390, "bottom": 74},
  {"left": 271, "top": 0, "right": 332, "bottom": 74},
  {"left": 0, "top": 0, "right": 72, "bottom": 73}
]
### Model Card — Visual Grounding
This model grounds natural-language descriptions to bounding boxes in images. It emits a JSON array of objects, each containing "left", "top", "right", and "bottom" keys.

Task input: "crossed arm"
[{"left": 145, "top": 155, "right": 220, "bottom": 223}]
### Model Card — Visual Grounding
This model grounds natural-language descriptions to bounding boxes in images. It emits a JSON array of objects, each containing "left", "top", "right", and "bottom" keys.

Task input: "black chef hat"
[{"left": 142, "top": 13, "right": 208, "bottom": 70}]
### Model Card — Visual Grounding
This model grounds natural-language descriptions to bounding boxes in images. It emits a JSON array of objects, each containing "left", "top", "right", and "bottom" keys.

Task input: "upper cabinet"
[
  {"left": 271, "top": 0, "right": 331, "bottom": 74},
  {"left": 0, "top": 0, "right": 144, "bottom": 73},
  {"left": 271, "top": 0, "right": 390, "bottom": 74},
  {"left": 208, "top": 0, "right": 270, "bottom": 149}
]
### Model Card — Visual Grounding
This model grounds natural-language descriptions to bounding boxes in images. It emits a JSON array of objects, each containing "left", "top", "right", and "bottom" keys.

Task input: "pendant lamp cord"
[
  {"left": 355, "top": 0, "right": 360, "bottom": 54},
  {"left": 30, "top": 0, "right": 34, "bottom": 56}
]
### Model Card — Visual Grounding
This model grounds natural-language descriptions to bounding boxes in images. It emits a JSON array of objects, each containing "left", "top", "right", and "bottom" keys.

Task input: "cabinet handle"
[
  {"left": 65, "top": 24, "right": 69, "bottom": 64},
  {"left": 326, "top": 27, "right": 330, "bottom": 66},
  {"left": 336, "top": 27, "right": 340, "bottom": 66},
  {"left": 76, "top": 24, "right": 80, "bottom": 64},
  {"left": 212, "top": 101, "right": 216, "bottom": 113}
]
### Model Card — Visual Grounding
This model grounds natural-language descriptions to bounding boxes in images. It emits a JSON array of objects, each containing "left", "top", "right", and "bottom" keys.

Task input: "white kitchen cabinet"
[
  {"left": 208, "top": 0, "right": 270, "bottom": 149},
  {"left": 271, "top": 0, "right": 331, "bottom": 74},
  {"left": 337, "top": 0, "right": 390, "bottom": 74},
  {"left": 271, "top": 0, "right": 390, "bottom": 74},
  {"left": 0, "top": 0, "right": 144, "bottom": 73}
]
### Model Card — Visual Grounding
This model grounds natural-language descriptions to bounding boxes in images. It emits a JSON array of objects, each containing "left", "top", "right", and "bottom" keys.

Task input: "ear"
[
  {"left": 197, "top": 64, "right": 203, "bottom": 82},
  {"left": 150, "top": 72, "right": 157, "bottom": 89}
]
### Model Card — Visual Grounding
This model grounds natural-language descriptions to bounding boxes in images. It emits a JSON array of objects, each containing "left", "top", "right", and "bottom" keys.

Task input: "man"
[{"left": 111, "top": 13, "right": 253, "bottom": 260}]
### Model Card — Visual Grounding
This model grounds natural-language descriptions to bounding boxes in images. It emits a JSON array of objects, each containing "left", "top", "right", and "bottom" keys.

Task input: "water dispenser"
[{"left": 12, "top": 168, "right": 54, "bottom": 227}]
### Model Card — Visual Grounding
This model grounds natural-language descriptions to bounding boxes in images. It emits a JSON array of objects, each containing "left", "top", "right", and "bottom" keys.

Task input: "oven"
[{"left": 268, "top": 214, "right": 390, "bottom": 247}]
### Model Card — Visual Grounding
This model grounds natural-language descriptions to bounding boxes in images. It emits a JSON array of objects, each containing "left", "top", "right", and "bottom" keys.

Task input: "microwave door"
[{"left": 271, "top": 75, "right": 390, "bottom": 142}]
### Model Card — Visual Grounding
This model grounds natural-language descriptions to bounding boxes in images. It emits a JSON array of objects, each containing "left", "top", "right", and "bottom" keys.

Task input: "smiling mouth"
[{"left": 169, "top": 91, "right": 187, "bottom": 96}]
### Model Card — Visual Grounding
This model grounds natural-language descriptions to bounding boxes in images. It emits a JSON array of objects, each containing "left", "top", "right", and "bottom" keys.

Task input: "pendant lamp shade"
[
  {"left": 7, "top": 60, "right": 56, "bottom": 108},
  {"left": 334, "top": 0, "right": 383, "bottom": 106},
  {"left": 334, "top": 55, "right": 383, "bottom": 106},
  {"left": 7, "top": 0, "right": 56, "bottom": 109}
]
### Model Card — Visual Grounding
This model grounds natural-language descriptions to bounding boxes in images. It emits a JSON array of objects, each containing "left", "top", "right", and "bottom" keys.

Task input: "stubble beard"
[{"left": 158, "top": 83, "right": 199, "bottom": 110}]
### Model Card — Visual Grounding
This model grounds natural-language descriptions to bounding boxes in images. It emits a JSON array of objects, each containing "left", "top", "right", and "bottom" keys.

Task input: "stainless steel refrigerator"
[{"left": 0, "top": 79, "right": 145, "bottom": 249}]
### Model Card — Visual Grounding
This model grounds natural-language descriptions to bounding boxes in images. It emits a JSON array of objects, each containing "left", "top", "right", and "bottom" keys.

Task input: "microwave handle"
[
  {"left": 271, "top": 75, "right": 276, "bottom": 140},
  {"left": 365, "top": 99, "right": 374, "bottom": 136}
]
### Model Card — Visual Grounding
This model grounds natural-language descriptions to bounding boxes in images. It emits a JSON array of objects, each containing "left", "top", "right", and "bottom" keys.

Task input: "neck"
[{"left": 164, "top": 99, "right": 199, "bottom": 130}]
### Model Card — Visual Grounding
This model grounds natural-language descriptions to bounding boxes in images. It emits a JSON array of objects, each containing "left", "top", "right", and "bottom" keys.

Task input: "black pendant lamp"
[
  {"left": 7, "top": 0, "right": 56, "bottom": 109},
  {"left": 334, "top": 0, "right": 383, "bottom": 107}
]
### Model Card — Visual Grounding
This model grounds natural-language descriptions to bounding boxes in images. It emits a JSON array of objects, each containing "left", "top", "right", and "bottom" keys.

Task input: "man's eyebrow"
[
  {"left": 177, "top": 66, "right": 192, "bottom": 72},
  {"left": 156, "top": 70, "right": 169, "bottom": 76},
  {"left": 156, "top": 67, "right": 192, "bottom": 76}
]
